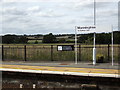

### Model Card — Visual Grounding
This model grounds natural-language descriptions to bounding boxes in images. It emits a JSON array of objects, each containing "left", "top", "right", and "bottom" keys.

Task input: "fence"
[{"left": 1, "top": 44, "right": 120, "bottom": 62}]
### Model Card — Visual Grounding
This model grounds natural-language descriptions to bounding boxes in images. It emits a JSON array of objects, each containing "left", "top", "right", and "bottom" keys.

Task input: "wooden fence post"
[
  {"left": 118, "top": 45, "right": 120, "bottom": 64},
  {"left": 51, "top": 45, "right": 53, "bottom": 61},
  {"left": 108, "top": 44, "right": 110, "bottom": 62},
  {"left": 2, "top": 45, "right": 4, "bottom": 61},
  {"left": 24, "top": 45, "right": 26, "bottom": 61},
  {"left": 79, "top": 45, "right": 81, "bottom": 61}
]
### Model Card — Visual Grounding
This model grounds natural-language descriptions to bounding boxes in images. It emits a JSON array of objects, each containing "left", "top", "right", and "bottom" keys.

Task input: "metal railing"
[{"left": 1, "top": 44, "right": 120, "bottom": 62}]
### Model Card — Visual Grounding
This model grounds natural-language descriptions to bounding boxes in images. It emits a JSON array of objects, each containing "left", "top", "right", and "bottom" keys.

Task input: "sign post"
[
  {"left": 93, "top": 0, "right": 96, "bottom": 65},
  {"left": 93, "top": 42, "right": 96, "bottom": 65},
  {"left": 75, "top": 26, "right": 77, "bottom": 64},
  {"left": 111, "top": 25, "right": 114, "bottom": 66},
  {"left": 75, "top": 26, "right": 96, "bottom": 64}
]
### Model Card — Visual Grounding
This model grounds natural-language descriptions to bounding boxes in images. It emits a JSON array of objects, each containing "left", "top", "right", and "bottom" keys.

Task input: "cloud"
[
  {"left": 29, "top": 7, "right": 66, "bottom": 17},
  {"left": 27, "top": 6, "right": 41, "bottom": 12},
  {"left": 84, "top": 8, "right": 118, "bottom": 19},
  {"left": 59, "top": 1, "right": 117, "bottom": 13},
  {"left": 36, "top": 11, "right": 65, "bottom": 17},
  {"left": 2, "top": 6, "right": 30, "bottom": 24},
  {"left": 97, "top": 9, "right": 118, "bottom": 17},
  {"left": 83, "top": 2, "right": 114, "bottom": 9},
  {"left": 3, "top": 7, "right": 27, "bottom": 16}
]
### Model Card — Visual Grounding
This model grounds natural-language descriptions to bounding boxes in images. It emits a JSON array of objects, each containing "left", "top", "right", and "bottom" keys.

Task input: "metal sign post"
[
  {"left": 93, "top": 32, "right": 96, "bottom": 65},
  {"left": 93, "top": 0, "right": 96, "bottom": 65},
  {"left": 111, "top": 25, "right": 114, "bottom": 66},
  {"left": 75, "top": 26, "right": 77, "bottom": 64}
]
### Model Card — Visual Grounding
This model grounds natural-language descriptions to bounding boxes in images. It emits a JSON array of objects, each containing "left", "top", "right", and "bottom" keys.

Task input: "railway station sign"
[
  {"left": 57, "top": 45, "right": 74, "bottom": 51},
  {"left": 75, "top": 26, "right": 96, "bottom": 65},
  {"left": 77, "top": 26, "right": 96, "bottom": 32}
]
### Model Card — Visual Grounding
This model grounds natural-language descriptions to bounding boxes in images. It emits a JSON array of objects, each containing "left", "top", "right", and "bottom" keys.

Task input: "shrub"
[
  {"left": 96, "top": 54, "right": 104, "bottom": 63},
  {"left": 34, "top": 40, "right": 38, "bottom": 44}
]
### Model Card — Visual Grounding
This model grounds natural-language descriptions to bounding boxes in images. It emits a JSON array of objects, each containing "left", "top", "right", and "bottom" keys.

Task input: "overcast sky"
[{"left": 0, "top": 0, "right": 119, "bottom": 35}]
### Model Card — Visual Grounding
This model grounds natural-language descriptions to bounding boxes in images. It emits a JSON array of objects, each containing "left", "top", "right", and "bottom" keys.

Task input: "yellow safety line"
[
  {"left": 2, "top": 64, "right": 118, "bottom": 71},
  {"left": 1, "top": 64, "right": 119, "bottom": 75},
  {"left": 2, "top": 64, "right": 119, "bottom": 72}
]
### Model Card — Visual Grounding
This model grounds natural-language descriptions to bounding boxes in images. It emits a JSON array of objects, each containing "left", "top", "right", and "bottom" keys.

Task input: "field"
[
  {"left": 2, "top": 44, "right": 120, "bottom": 62},
  {"left": 28, "top": 40, "right": 42, "bottom": 44}
]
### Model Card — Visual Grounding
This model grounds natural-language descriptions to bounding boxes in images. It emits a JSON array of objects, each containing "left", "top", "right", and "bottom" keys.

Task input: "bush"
[
  {"left": 96, "top": 54, "right": 104, "bottom": 63},
  {"left": 34, "top": 40, "right": 38, "bottom": 44}
]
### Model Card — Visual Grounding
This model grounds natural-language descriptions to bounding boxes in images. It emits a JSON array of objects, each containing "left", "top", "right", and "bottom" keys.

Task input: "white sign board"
[
  {"left": 76, "top": 26, "right": 96, "bottom": 34},
  {"left": 77, "top": 25, "right": 112, "bottom": 34},
  {"left": 77, "top": 26, "right": 96, "bottom": 31},
  {"left": 57, "top": 45, "right": 74, "bottom": 51},
  {"left": 58, "top": 46, "right": 62, "bottom": 51}
]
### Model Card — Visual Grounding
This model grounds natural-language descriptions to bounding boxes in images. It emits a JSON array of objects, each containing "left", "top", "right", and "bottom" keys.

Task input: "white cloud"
[
  {"left": 36, "top": 11, "right": 65, "bottom": 17},
  {"left": 97, "top": 9, "right": 118, "bottom": 17},
  {"left": 58, "top": 2, "right": 91, "bottom": 11},
  {"left": 29, "top": 8, "right": 66, "bottom": 17},
  {"left": 27, "top": 6, "right": 41, "bottom": 12},
  {"left": 3, "top": 7, "right": 27, "bottom": 16}
]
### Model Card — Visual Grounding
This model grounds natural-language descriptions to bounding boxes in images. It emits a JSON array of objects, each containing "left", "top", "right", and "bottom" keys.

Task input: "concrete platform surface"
[{"left": 1, "top": 61, "right": 120, "bottom": 78}]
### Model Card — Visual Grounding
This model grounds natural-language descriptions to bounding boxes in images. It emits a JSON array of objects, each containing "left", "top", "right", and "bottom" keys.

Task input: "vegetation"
[
  {"left": 3, "top": 44, "right": 120, "bottom": 62},
  {"left": 58, "top": 38, "right": 66, "bottom": 43},
  {"left": 42, "top": 33, "right": 57, "bottom": 43},
  {"left": 2, "top": 32, "right": 119, "bottom": 62},
  {"left": 34, "top": 40, "right": 39, "bottom": 44},
  {"left": 1, "top": 31, "right": 120, "bottom": 44},
  {"left": 96, "top": 54, "right": 104, "bottom": 63},
  {"left": 2, "top": 34, "right": 28, "bottom": 44},
  {"left": 78, "top": 31, "right": 120, "bottom": 44}
]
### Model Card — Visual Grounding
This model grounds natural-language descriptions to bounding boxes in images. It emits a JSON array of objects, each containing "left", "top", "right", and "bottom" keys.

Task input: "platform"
[{"left": 1, "top": 61, "right": 120, "bottom": 78}]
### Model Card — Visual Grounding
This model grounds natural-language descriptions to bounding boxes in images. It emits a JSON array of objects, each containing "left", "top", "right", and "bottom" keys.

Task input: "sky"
[{"left": 0, "top": 0, "right": 119, "bottom": 35}]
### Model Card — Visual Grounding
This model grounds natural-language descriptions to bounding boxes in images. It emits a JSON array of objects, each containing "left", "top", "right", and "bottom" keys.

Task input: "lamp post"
[{"left": 93, "top": 0, "right": 96, "bottom": 65}]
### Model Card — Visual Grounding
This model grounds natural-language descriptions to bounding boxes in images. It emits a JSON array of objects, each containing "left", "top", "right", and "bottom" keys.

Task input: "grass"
[{"left": 28, "top": 40, "right": 42, "bottom": 44}]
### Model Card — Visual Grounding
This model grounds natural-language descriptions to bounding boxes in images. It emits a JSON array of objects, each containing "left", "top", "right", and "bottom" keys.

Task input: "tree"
[
  {"left": 96, "top": 33, "right": 111, "bottom": 44},
  {"left": 2, "top": 35, "right": 17, "bottom": 44},
  {"left": 34, "top": 40, "right": 38, "bottom": 44},
  {"left": 2, "top": 34, "right": 28, "bottom": 44},
  {"left": 42, "top": 33, "right": 57, "bottom": 43},
  {"left": 18, "top": 36, "right": 28, "bottom": 44},
  {"left": 78, "top": 34, "right": 91, "bottom": 43},
  {"left": 85, "top": 37, "right": 93, "bottom": 44},
  {"left": 114, "top": 31, "right": 120, "bottom": 44}
]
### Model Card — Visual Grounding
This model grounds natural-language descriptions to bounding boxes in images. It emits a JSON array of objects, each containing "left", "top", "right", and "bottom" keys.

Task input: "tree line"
[
  {"left": 2, "top": 35, "right": 28, "bottom": 44},
  {"left": 1, "top": 31, "right": 120, "bottom": 44}
]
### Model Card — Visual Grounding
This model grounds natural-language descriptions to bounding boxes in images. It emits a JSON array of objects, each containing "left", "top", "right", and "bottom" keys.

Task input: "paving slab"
[{"left": 2, "top": 61, "right": 119, "bottom": 70}]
